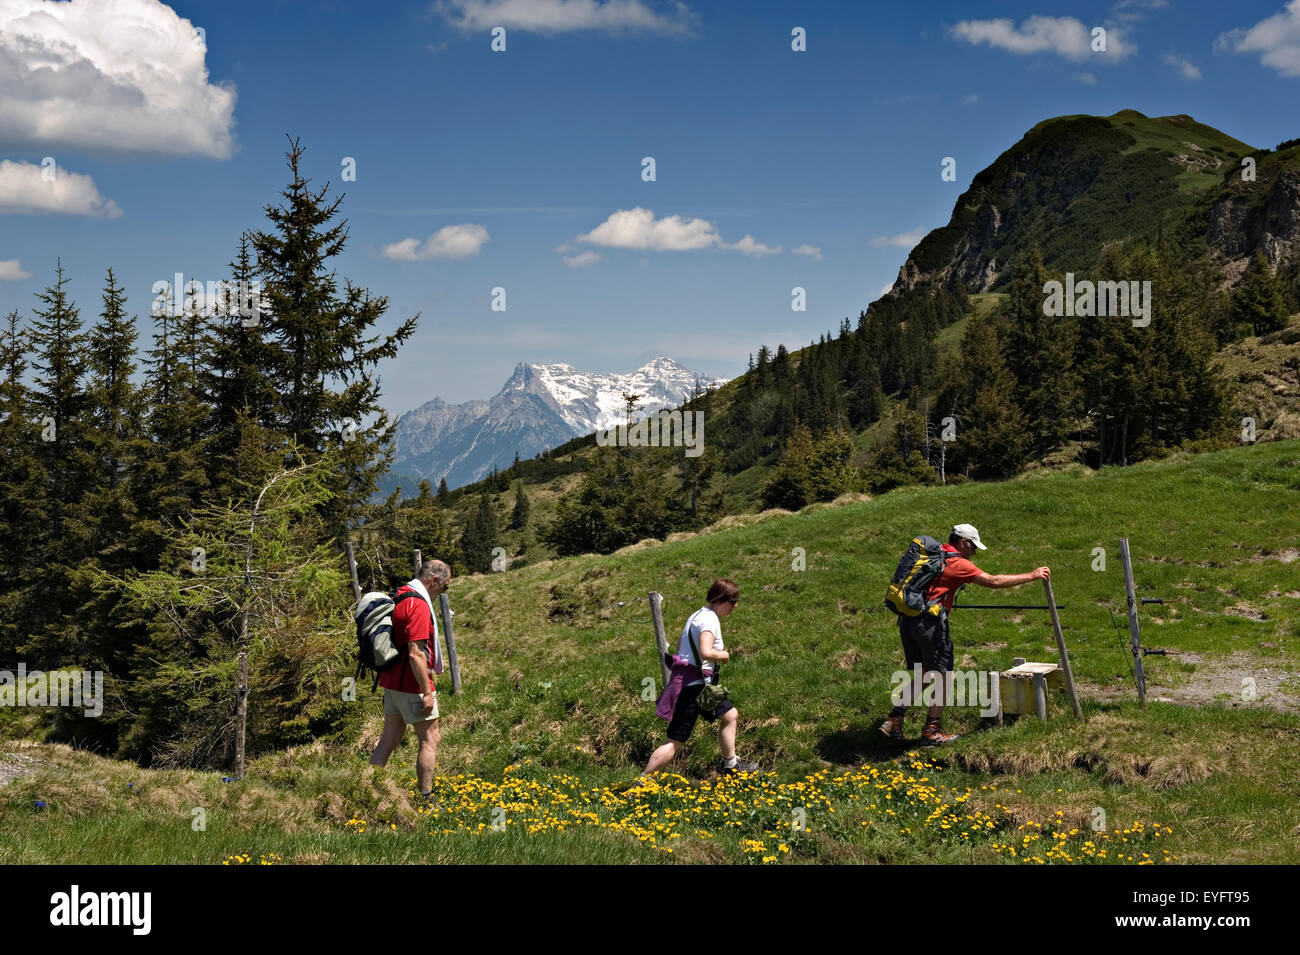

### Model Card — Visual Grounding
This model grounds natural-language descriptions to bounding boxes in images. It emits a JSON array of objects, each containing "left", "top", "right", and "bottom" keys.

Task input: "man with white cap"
[{"left": 881, "top": 524, "right": 1050, "bottom": 744}]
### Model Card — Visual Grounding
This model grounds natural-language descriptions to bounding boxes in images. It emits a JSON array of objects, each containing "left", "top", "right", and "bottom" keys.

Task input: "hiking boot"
[
  {"left": 920, "top": 723, "right": 959, "bottom": 746},
  {"left": 722, "top": 759, "right": 759, "bottom": 775},
  {"left": 880, "top": 715, "right": 905, "bottom": 740}
]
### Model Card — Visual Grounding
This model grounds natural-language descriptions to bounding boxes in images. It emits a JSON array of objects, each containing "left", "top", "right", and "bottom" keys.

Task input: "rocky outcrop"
[
  {"left": 1207, "top": 163, "right": 1300, "bottom": 285},
  {"left": 883, "top": 111, "right": 1298, "bottom": 300}
]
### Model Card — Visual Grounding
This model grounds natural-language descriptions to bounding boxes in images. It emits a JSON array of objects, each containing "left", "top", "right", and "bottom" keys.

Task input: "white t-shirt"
[{"left": 677, "top": 607, "right": 723, "bottom": 687}]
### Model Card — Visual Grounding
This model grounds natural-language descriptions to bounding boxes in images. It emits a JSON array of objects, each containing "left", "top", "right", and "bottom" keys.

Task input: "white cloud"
[
  {"left": 1217, "top": 1, "right": 1300, "bottom": 77},
  {"left": 383, "top": 223, "right": 490, "bottom": 260},
  {"left": 879, "top": 282, "right": 895, "bottom": 297},
  {"left": 1076, "top": 71, "right": 1098, "bottom": 84},
  {"left": 960, "top": 93, "right": 981, "bottom": 104},
  {"left": 791, "top": 243, "right": 823, "bottom": 260},
  {"left": 0, "top": 0, "right": 236, "bottom": 157},
  {"left": 578, "top": 207, "right": 719, "bottom": 251},
  {"left": 1162, "top": 54, "right": 1201, "bottom": 81},
  {"left": 436, "top": 0, "right": 697, "bottom": 36},
  {"left": 575, "top": 207, "right": 784, "bottom": 258},
  {"left": 0, "top": 160, "right": 122, "bottom": 216},
  {"left": 870, "top": 228, "right": 925, "bottom": 249},
  {"left": 0, "top": 259, "right": 33, "bottom": 280},
  {"left": 563, "top": 251, "right": 601, "bottom": 268},
  {"left": 725, "top": 234, "right": 782, "bottom": 256},
  {"left": 950, "top": 16, "right": 1133, "bottom": 61}
]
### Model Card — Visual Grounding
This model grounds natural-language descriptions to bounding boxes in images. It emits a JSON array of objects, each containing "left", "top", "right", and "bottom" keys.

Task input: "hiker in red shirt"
[
  {"left": 882, "top": 524, "right": 1050, "bottom": 745},
  {"left": 369, "top": 559, "right": 451, "bottom": 799}
]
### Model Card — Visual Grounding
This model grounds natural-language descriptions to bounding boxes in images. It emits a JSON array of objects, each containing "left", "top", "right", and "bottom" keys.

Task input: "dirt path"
[{"left": 1081, "top": 650, "right": 1299, "bottom": 712}]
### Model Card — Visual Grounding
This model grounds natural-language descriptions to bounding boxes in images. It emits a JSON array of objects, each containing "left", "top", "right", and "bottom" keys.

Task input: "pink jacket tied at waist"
[{"left": 656, "top": 653, "right": 704, "bottom": 720}]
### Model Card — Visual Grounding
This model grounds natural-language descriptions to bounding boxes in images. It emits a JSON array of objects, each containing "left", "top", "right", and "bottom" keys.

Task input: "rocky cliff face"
[{"left": 1207, "top": 160, "right": 1300, "bottom": 286}]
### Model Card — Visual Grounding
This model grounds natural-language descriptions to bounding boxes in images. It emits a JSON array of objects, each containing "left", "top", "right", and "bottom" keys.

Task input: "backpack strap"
[
  {"left": 684, "top": 611, "right": 719, "bottom": 686},
  {"left": 389, "top": 590, "right": 425, "bottom": 646}
]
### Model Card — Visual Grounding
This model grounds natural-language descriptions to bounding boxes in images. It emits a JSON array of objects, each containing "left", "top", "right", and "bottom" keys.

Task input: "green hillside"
[
  {"left": 429, "top": 110, "right": 1299, "bottom": 571},
  {"left": 5, "top": 440, "right": 1298, "bottom": 864}
]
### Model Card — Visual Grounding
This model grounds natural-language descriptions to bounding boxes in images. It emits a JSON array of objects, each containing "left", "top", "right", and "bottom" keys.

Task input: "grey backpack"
[{"left": 355, "top": 590, "right": 422, "bottom": 690}]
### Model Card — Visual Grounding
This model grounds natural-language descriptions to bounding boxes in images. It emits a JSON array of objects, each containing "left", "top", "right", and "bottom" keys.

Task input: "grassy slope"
[
  {"left": 441, "top": 111, "right": 1290, "bottom": 530},
  {"left": 3, "top": 440, "right": 1298, "bottom": 864},
  {"left": 1113, "top": 110, "right": 1254, "bottom": 193}
]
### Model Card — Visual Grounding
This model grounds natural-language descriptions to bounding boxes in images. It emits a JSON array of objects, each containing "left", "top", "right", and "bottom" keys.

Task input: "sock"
[{"left": 724, "top": 755, "right": 739, "bottom": 769}]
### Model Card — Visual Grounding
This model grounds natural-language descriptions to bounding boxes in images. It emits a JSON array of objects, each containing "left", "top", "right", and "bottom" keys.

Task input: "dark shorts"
[
  {"left": 666, "top": 682, "right": 735, "bottom": 743},
  {"left": 898, "top": 611, "right": 954, "bottom": 673}
]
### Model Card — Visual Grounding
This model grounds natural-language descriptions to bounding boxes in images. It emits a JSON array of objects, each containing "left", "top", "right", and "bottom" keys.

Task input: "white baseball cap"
[{"left": 952, "top": 523, "right": 987, "bottom": 550}]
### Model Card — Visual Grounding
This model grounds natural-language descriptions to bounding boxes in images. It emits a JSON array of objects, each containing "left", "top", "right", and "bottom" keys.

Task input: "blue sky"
[{"left": 2, "top": 0, "right": 1297, "bottom": 414}]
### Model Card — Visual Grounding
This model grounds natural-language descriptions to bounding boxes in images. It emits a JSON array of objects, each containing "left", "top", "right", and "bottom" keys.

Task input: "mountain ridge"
[{"left": 382, "top": 356, "right": 728, "bottom": 492}]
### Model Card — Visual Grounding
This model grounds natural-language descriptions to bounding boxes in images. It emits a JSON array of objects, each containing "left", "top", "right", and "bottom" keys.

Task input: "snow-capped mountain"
[{"left": 382, "top": 357, "right": 727, "bottom": 493}]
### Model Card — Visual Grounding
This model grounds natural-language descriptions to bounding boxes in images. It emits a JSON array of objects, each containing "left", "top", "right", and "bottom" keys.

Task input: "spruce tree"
[
  {"left": 133, "top": 292, "right": 213, "bottom": 566},
  {"left": 396, "top": 479, "right": 459, "bottom": 576},
  {"left": 509, "top": 479, "right": 530, "bottom": 530},
  {"left": 1077, "top": 247, "right": 1146, "bottom": 465},
  {"left": 1231, "top": 252, "right": 1289, "bottom": 337},
  {"left": 864, "top": 409, "right": 937, "bottom": 493},
  {"left": 760, "top": 424, "right": 815, "bottom": 510},
  {"left": 82, "top": 269, "right": 151, "bottom": 572},
  {"left": 1004, "top": 250, "right": 1079, "bottom": 456},
  {"left": 248, "top": 138, "right": 418, "bottom": 537},
  {"left": 0, "top": 311, "right": 48, "bottom": 661},
  {"left": 951, "top": 314, "right": 1029, "bottom": 478},
  {"left": 460, "top": 493, "right": 499, "bottom": 573},
  {"left": 26, "top": 263, "right": 96, "bottom": 666},
  {"left": 206, "top": 235, "right": 282, "bottom": 504},
  {"left": 677, "top": 447, "right": 718, "bottom": 518}
]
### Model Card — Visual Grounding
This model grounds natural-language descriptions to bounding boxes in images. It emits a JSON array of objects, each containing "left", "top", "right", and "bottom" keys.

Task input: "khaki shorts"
[{"left": 383, "top": 688, "right": 439, "bottom": 724}]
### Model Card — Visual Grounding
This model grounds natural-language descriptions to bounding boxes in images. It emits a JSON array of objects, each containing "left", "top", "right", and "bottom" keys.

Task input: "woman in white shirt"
[{"left": 643, "top": 578, "right": 759, "bottom": 777}]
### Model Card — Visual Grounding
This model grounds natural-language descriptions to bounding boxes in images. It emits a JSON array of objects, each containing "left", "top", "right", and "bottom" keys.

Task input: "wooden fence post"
[
  {"left": 1043, "top": 578, "right": 1083, "bottom": 719},
  {"left": 438, "top": 593, "right": 462, "bottom": 695},
  {"left": 343, "top": 541, "right": 362, "bottom": 603},
  {"left": 648, "top": 591, "right": 670, "bottom": 690},
  {"left": 1119, "top": 537, "right": 1146, "bottom": 704}
]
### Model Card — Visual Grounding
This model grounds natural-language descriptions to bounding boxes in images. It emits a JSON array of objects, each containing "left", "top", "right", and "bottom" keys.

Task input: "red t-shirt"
[
  {"left": 927, "top": 543, "right": 985, "bottom": 612},
  {"left": 378, "top": 586, "right": 436, "bottom": 695}
]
